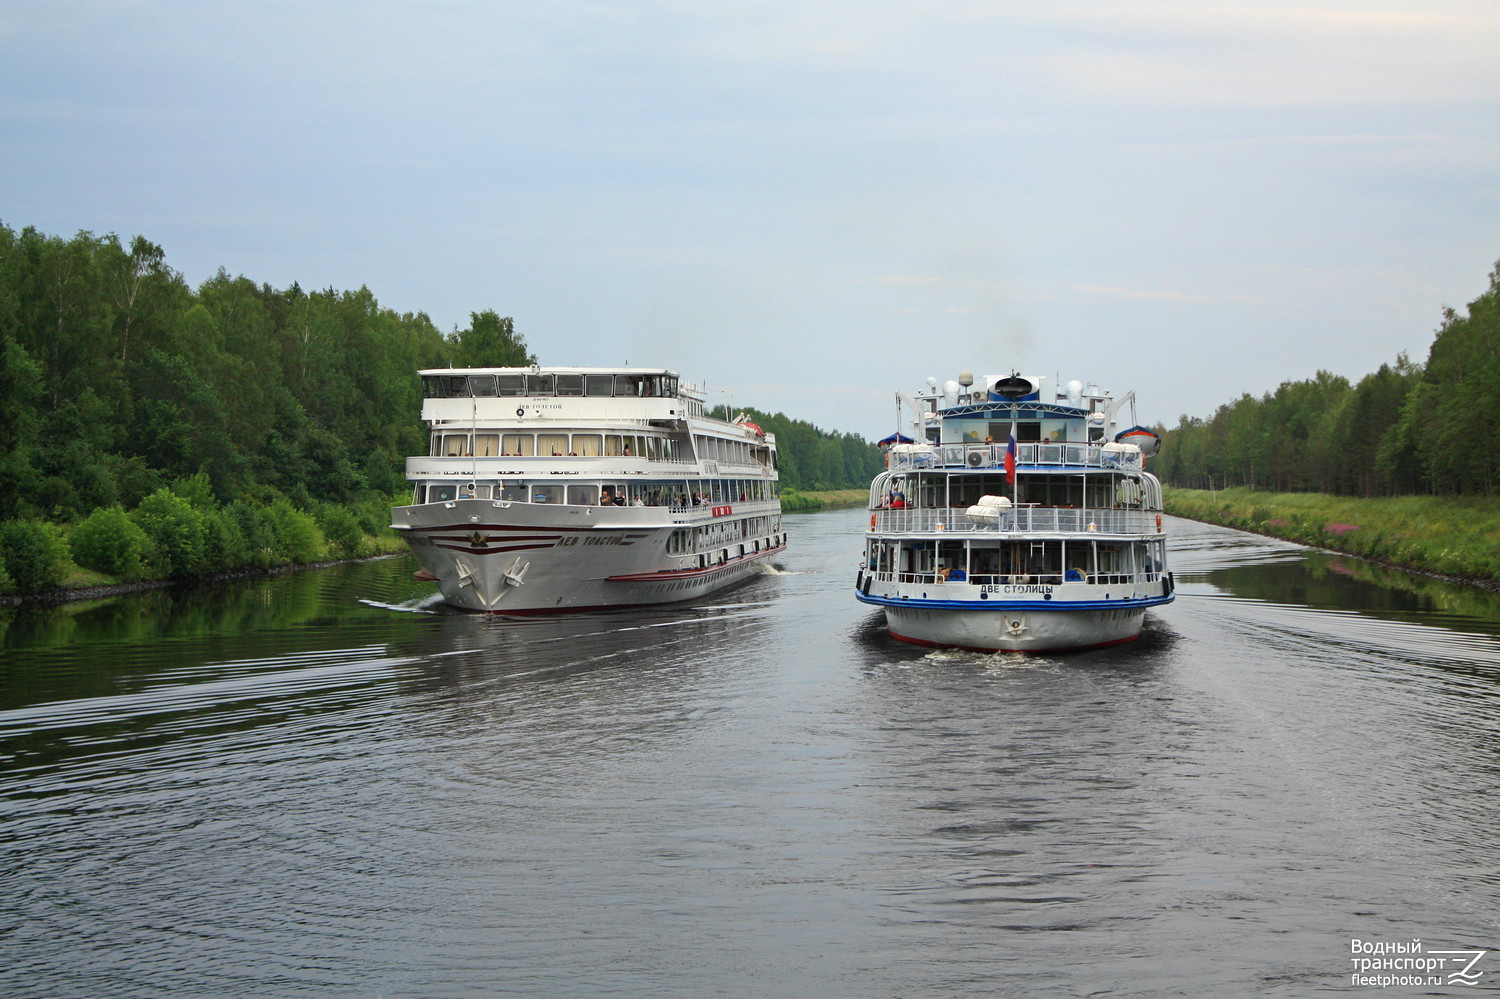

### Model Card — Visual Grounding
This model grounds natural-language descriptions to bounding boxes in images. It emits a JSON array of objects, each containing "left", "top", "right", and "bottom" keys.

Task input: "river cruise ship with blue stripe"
[
  {"left": 856, "top": 371, "right": 1173, "bottom": 652},
  {"left": 392, "top": 367, "right": 784, "bottom": 612}
]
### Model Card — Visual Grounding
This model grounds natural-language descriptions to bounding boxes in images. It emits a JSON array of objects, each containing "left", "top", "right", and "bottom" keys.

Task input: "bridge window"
[
  {"left": 422, "top": 375, "right": 469, "bottom": 398},
  {"left": 469, "top": 375, "right": 497, "bottom": 397},
  {"left": 556, "top": 374, "right": 583, "bottom": 396},
  {"left": 497, "top": 374, "right": 526, "bottom": 396},
  {"left": 585, "top": 374, "right": 614, "bottom": 396}
]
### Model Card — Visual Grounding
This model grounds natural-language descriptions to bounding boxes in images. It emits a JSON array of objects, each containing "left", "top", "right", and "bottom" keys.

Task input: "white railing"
[
  {"left": 871, "top": 506, "right": 1161, "bottom": 535},
  {"left": 862, "top": 569, "right": 1167, "bottom": 588},
  {"left": 406, "top": 455, "right": 734, "bottom": 475},
  {"left": 887, "top": 442, "right": 1142, "bottom": 472}
]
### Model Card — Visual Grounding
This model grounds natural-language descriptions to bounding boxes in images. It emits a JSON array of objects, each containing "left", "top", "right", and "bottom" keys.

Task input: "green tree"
[
  {"left": 130, "top": 489, "right": 208, "bottom": 578},
  {"left": 0, "top": 519, "right": 70, "bottom": 592},
  {"left": 71, "top": 505, "right": 153, "bottom": 578},
  {"left": 448, "top": 310, "right": 534, "bottom": 367}
]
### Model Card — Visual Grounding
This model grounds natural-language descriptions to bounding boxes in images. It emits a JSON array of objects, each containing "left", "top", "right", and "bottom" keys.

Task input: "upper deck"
[
  {"left": 419, "top": 367, "right": 705, "bottom": 426},
  {"left": 889, "top": 370, "right": 1157, "bottom": 469},
  {"left": 406, "top": 367, "right": 778, "bottom": 493}
]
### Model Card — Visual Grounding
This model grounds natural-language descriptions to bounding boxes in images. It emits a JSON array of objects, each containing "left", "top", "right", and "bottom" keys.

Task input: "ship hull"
[
  {"left": 393, "top": 499, "right": 784, "bottom": 613},
  {"left": 856, "top": 573, "right": 1174, "bottom": 653},
  {"left": 874, "top": 601, "right": 1148, "bottom": 653}
]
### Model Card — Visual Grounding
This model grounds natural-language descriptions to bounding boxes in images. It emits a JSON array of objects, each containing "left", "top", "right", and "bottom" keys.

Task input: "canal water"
[{"left": 1, "top": 509, "right": 1497, "bottom": 997}]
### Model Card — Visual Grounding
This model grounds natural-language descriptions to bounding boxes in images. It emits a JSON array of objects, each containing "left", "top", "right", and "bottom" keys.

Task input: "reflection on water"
[{"left": 0, "top": 511, "right": 1497, "bottom": 997}]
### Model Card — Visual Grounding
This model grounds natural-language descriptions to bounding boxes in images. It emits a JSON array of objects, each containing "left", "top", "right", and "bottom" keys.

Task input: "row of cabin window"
[
  {"left": 866, "top": 539, "right": 1166, "bottom": 579},
  {"left": 420, "top": 478, "right": 779, "bottom": 506},
  {"left": 888, "top": 473, "right": 1141, "bottom": 509},
  {"left": 432, "top": 433, "right": 670, "bottom": 459},
  {"left": 423, "top": 373, "right": 679, "bottom": 399},
  {"left": 665, "top": 517, "right": 781, "bottom": 556},
  {"left": 692, "top": 434, "right": 756, "bottom": 465}
]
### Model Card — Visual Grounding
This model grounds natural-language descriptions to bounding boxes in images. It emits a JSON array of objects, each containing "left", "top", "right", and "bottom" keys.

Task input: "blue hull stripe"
[{"left": 855, "top": 592, "right": 1174, "bottom": 612}]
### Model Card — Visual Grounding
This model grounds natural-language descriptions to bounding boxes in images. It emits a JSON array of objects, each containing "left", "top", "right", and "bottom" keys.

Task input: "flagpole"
[{"left": 1009, "top": 403, "right": 1020, "bottom": 504}]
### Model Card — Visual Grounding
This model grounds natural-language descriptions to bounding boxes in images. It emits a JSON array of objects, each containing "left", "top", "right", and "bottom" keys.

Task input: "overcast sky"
[{"left": 5, "top": 1, "right": 1498, "bottom": 438}]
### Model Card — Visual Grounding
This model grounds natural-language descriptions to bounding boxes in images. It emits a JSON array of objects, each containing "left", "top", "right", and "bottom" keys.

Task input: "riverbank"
[
  {"left": 0, "top": 478, "right": 413, "bottom": 605},
  {"left": 780, "top": 488, "right": 868, "bottom": 512},
  {"left": 1166, "top": 487, "right": 1500, "bottom": 589},
  {"left": 0, "top": 538, "right": 407, "bottom": 609}
]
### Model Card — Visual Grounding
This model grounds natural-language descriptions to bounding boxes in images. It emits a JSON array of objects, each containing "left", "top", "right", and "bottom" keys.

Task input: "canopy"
[{"left": 878, "top": 432, "right": 915, "bottom": 448}]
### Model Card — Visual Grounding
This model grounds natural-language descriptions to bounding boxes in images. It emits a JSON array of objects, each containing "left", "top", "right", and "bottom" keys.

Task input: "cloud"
[
  {"left": 1076, "top": 285, "right": 1266, "bottom": 304},
  {"left": 1040, "top": 3, "right": 1500, "bottom": 107},
  {"left": 875, "top": 275, "right": 947, "bottom": 287}
]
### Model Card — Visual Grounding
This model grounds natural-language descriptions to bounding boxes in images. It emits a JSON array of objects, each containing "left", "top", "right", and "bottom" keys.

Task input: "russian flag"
[{"left": 1005, "top": 433, "right": 1017, "bottom": 485}]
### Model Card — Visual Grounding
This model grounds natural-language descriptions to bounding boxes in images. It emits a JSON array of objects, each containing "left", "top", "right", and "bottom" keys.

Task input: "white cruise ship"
[
  {"left": 391, "top": 367, "right": 785, "bottom": 612},
  {"left": 856, "top": 371, "right": 1174, "bottom": 652}
]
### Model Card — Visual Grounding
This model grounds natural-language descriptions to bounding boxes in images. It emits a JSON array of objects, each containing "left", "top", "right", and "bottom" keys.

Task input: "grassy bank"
[
  {"left": 0, "top": 479, "right": 410, "bottom": 604},
  {"left": 1166, "top": 487, "right": 1500, "bottom": 586},
  {"left": 780, "top": 488, "right": 869, "bottom": 512}
]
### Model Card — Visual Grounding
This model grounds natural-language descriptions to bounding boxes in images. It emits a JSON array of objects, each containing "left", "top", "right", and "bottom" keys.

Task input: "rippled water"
[{"left": 2, "top": 511, "right": 1498, "bottom": 997}]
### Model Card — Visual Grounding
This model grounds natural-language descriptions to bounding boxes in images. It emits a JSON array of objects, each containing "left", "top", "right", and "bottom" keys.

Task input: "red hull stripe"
[
  {"left": 428, "top": 534, "right": 561, "bottom": 543},
  {"left": 432, "top": 542, "right": 560, "bottom": 555}
]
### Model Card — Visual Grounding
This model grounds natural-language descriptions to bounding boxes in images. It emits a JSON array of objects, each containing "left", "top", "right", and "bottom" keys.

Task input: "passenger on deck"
[
  {"left": 600, "top": 488, "right": 614, "bottom": 506},
  {"left": 888, "top": 487, "right": 906, "bottom": 509}
]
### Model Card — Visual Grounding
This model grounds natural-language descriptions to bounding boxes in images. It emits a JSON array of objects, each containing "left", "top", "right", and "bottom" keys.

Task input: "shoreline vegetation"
[
  {"left": 0, "top": 474, "right": 408, "bottom": 608},
  {"left": 1155, "top": 259, "right": 1500, "bottom": 595},
  {"left": 1166, "top": 487, "right": 1500, "bottom": 591},
  {"left": 780, "top": 488, "right": 869, "bottom": 512}
]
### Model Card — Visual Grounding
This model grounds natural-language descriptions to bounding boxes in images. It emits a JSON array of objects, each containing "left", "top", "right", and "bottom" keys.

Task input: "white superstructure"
[
  {"left": 392, "top": 367, "right": 785, "bottom": 612},
  {"left": 856, "top": 371, "right": 1173, "bottom": 652}
]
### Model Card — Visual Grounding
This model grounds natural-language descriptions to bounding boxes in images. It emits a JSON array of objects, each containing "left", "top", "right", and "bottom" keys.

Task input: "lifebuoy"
[
  {"left": 1156, "top": 514, "right": 1162, "bottom": 530},
  {"left": 870, "top": 514, "right": 877, "bottom": 531}
]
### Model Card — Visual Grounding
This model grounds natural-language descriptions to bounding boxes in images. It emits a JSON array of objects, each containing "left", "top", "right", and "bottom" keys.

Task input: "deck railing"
[
  {"left": 862, "top": 569, "right": 1166, "bottom": 587},
  {"left": 887, "top": 442, "right": 1142, "bottom": 472},
  {"left": 872, "top": 506, "right": 1160, "bottom": 535}
]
